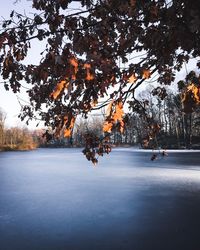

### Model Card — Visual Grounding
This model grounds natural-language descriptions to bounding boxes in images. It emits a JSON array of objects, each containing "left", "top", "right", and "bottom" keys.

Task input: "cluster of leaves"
[
  {"left": 1, "top": 0, "right": 200, "bottom": 161},
  {"left": 178, "top": 71, "right": 200, "bottom": 113},
  {"left": 82, "top": 133, "right": 111, "bottom": 165},
  {"left": 103, "top": 100, "right": 125, "bottom": 134}
]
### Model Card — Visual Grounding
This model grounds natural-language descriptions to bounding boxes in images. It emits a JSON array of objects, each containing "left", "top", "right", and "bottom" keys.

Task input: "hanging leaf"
[
  {"left": 69, "top": 57, "right": 78, "bottom": 80},
  {"left": 103, "top": 121, "right": 113, "bottom": 133},
  {"left": 103, "top": 101, "right": 125, "bottom": 133},
  {"left": 128, "top": 74, "right": 137, "bottom": 83},
  {"left": 142, "top": 69, "right": 151, "bottom": 79},
  {"left": 85, "top": 72, "right": 94, "bottom": 81},
  {"left": 69, "top": 57, "right": 78, "bottom": 68},
  {"left": 84, "top": 63, "right": 94, "bottom": 81},
  {"left": 181, "top": 83, "right": 200, "bottom": 113},
  {"left": 50, "top": 79, "right": 69, "bottom": 99},
  {"left": 64, "top": 116, "right": 75, "bottom": 137},
  {"left": 112, "top": 101, "right": 124, "bottom": 122},
  {"left": 64, "top": 128, "right": 71, "bottom": 137},
  {"left": 187, "top": 83, "right": 200, "bottom": 103}
]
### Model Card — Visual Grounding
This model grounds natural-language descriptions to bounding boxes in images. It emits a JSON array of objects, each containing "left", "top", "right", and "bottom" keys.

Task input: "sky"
[
  {"left": 0, "top": 0, "right": 40, "bottom": 128},
  {"left": 0, "top": 1, "right": 199, "bottom": 129}
]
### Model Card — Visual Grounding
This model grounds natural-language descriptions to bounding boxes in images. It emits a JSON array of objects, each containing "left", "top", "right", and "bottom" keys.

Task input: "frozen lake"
[{"left": 0, "top": 148, "right": 200, "bottom": 250}]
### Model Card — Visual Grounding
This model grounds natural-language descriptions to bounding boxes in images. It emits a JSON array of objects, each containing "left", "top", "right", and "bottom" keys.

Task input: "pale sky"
[
  {"left": 0, "top": 1, "right": 198, "bottom": 129},
  {"left": 0, "top": 0, "right": 40, "bottom": 128}
]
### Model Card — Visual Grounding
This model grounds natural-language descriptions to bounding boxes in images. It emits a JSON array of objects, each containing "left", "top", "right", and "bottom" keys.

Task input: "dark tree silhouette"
[{"left": 0, "top": 0, "right": 200, "bottom": 162}]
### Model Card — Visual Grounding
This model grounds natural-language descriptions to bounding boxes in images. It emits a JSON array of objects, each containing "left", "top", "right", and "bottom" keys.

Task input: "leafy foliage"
[
  {"left": 1, "top": 0, "right": 200, "bottom": 161},
  {"left": 178, "top": 71, "right": 200, "bottom": 113}
]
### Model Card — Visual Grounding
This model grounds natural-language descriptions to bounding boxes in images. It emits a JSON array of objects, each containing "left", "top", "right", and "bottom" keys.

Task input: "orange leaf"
[
  {"left": 86, "top": 72, "right": 94, "bottom": 81},
  {"left": 84, "top": 63, "right": 94, "bottom": 81},
  {"left": 83, "top": 63, "right": 91, "bottom": 69},
  {"left": 63, "top": 116, "right": 68, "bottom": 125},
  {"left": 69, "top": 57, "right": 78, "bottom": 79},
  {"left": 128, "top": 74, "right": 137, "bottom": 83},
  {"left": 110, "top": 75, "right": 115, "bottom": 82},
  {"left": 50, "top": 79, "right": 68, "bottom": 99},
  {"left": 64, "top": 128, "right": 71, "bottom": 137},
  {"left": 112, "top": 102, "right": 124, "bottom": 122},
  {"left": 187, "top": 83, "right": 200, "bottom": 103},
  {"left": 63, "top": 116, "right": 75, "bottom": 138},
  {"left": 103, "top": 101, "right": 124, "bottom": 134},
  {"left": 103, "top": 121, "right": 113, "bottom": 133},
  {"left": 142, "top": 69, "right": 151, "bottom": 79},
  {"left": 69, "top": 58, "right": 78, "bottom": 68}
]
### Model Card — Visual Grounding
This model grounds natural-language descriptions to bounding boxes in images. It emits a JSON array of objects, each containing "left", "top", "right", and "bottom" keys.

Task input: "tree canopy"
[{"left": 1, "top": 0, "right": 200, "bottom": 162}]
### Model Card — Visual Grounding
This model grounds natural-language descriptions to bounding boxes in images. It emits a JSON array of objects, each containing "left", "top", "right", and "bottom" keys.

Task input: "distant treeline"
[
  {"left": 42, "top": 88, "right": 200, "bottom": 149},
  {"left": 0, "top": 109, "right": 37, "bottom": 151},
  {"left": 1, "top": 86, "right": 200, "bottom": 151},
  {"left": 136, "top": 87, "right": 200, "bottom": 149}
]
